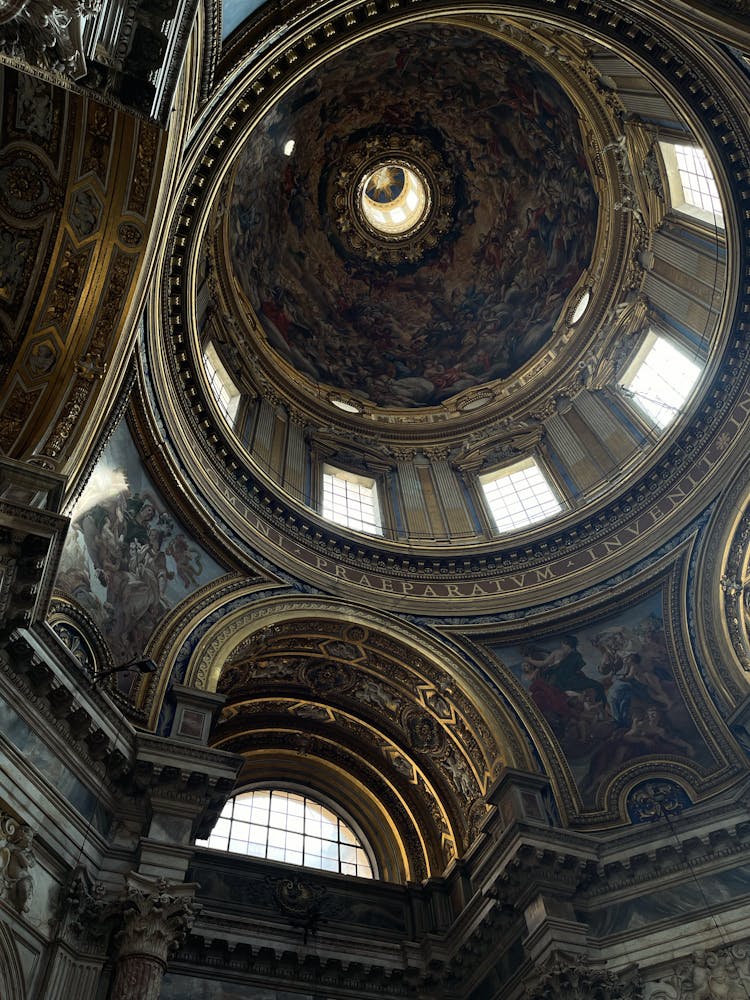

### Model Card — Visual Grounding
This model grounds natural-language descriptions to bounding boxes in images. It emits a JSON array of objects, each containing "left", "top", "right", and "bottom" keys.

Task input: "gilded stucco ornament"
[
  {"left": 718, "top": 496, "right": 750, "bottom": 679},
  {"left": 331, "top": 133, "right": 453, "bottom": 266}
]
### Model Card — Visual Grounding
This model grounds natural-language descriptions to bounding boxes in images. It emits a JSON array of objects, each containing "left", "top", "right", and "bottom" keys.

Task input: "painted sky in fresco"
[{"left": 56, "top": 419, "right": 226, "bottom": 666}]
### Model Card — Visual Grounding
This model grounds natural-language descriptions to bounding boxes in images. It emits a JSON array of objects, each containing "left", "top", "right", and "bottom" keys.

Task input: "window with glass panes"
[
  {"left": 659, "top": 141, "right": 724, "bottom": 227},
  {"left": 203, "top": 343, "right": 241, "bottom": 424},
  {"left": 623, "top": 333, "right": 702, "bottom": 429},
  {"left": 479, "top": 457, "right": 563, "bottom": 534},
  {"left": 196, "top": 788, "right": 375, "bottom": 877},
  {"left": 673, "top": 144, "right": 723, "bottom": 220},
  {"left": 321, "top": 465, "right": 382, "bottom": 535}
]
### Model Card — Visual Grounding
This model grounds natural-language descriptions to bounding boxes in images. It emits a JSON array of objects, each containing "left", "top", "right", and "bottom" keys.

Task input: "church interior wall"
[{"left": 1, "top": 0, "right": 750, "bottom": 997}]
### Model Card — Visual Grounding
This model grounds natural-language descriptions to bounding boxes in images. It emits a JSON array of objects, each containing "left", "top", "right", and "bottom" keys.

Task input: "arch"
[{"left": 164, "top": 595, "right": 539, "bottom": 874}]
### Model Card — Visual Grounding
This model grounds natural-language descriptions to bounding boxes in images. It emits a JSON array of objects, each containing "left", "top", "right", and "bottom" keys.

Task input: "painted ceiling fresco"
[
  {"left": 228, "top": 24, "right": 599, "bottom": 409},
  {"left": 489, "top": 591, "right": 714, "bottom": 809}
]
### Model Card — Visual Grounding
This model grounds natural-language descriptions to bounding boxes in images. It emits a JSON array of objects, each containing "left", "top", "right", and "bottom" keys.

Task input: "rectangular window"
[
  {"left": 203, "top": 342, "right": 241, "bottom": 424},
  {"left": 621, "top": 332, "right": 702, "bottom": 429},
  {"left": 322, "top": 464, "right": 382, "bottom": 535},
  {"left": 479, "top": 457, "right": 563, "bottom": 534},
  {"left": 659, "top": 141, "right": 723, "bottom": 228}
]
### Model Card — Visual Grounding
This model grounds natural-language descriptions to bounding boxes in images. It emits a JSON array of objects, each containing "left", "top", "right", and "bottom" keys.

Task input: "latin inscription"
[{"left": 206, "top": 392, "right": 750, "bottom": 601}]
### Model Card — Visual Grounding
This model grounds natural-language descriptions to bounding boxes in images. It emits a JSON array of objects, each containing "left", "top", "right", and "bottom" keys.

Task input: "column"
[{"left": 109, "top": 873, "right": 197, "bottom": 1000}]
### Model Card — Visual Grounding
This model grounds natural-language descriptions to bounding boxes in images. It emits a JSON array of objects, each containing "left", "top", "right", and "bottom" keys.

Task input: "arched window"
[{"left": 196, "top": 788, "right": 376, "bottom": 878}]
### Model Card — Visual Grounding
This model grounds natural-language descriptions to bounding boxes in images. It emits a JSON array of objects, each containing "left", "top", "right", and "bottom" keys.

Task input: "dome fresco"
[{"left": 228, "top": 23, "right": 599, "bottom": 409}]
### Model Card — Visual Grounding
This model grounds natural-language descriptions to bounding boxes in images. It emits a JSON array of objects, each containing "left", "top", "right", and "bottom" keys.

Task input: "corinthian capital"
[
  {"left": 115, "top": 873, "right": 199, "bottom": 965},
  {"left": 525, "top": 954, "right": 642, "bottom": 1000}
]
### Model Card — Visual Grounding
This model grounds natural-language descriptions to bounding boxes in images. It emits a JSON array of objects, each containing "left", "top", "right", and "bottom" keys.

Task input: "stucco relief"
[
  {"left": 0, "top": 0, "right": 100, "bottom": 78},
  {"left": 644, "top": 947, "right": 750, "bottom": 1000},
  {"left": 0, "top": 811, "right": 35, "bottom": 914}
]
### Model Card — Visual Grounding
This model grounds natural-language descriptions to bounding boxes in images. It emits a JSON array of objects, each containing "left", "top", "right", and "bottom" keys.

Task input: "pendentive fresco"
[
  {"left": 489, "top": 591, "right": 713, "bottom": 806},
  {"left": 55, "top": 418, "right": 225, "bottom": 666}
]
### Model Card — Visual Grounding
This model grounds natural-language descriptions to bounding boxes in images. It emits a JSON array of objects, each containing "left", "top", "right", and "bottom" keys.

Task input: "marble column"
[{"left": 109, "top": 873, "right": 197, "bottom": 1000}]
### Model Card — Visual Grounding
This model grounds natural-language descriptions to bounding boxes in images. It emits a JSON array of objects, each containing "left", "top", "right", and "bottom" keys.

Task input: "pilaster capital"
[{"left": 525, "top": 953, "right": 642, "bottom": 1000}]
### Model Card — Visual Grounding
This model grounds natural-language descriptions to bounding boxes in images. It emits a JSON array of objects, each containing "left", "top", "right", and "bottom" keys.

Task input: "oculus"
[
  {"left": 331, "top": 132, "right": 451, "bottom": 266},
  {"left": 359, "top": 161, "right": 430, "bottom": 237}
]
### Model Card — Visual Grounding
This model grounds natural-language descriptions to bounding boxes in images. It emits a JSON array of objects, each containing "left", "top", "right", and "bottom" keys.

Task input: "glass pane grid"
[
  {"left": 322, "top": 471, "right": 382, "bottom": 535},
  {"left": 626, "top": 336, "right": 702, "bottom": 429},
  {"left": 674, "top": 144, "right": 723, "bottom": 219},
  {"left": 203, "top": 349, "right": 240, "bottom": 423},
  {"left": 200, "top": 788, "right": 374, "bottom": 878},
  {"left": 482, "top": 461, "right": 562, "bottom": 533}
]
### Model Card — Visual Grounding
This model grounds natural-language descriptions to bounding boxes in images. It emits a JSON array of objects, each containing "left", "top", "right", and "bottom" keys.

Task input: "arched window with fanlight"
[{"left": 195, "top": 787, "right": 377, "bottom": 878}]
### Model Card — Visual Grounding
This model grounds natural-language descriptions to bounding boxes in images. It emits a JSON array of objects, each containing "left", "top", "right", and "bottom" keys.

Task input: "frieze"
[{"left": 176, "top": 928, "right": 418, "bottom": 997}]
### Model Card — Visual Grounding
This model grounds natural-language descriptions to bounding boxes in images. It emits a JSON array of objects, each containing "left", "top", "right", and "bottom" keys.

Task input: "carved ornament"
[
  {"left": 646, "top": 946, "right": 750, "bottom": 1000},
  {"left": 0, "top": 811, "right": 35, "bottom": 914},
  {"left": 115, "top": 873, "right": 198, "bottom": 964},
  {"left": 525, "top": 955, "right": 642, "bottom": 1000},
  {"left": 0, "top": 0, "right": 100, "bottom": 78}
]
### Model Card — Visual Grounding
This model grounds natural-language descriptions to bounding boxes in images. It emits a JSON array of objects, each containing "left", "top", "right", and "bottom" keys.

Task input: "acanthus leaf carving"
[
  {"left": 526, "top": 954, "right": 642, "bottom": 1000},
  {"left": 115, "top": 872, "right": 199, "bottom": 965}
]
